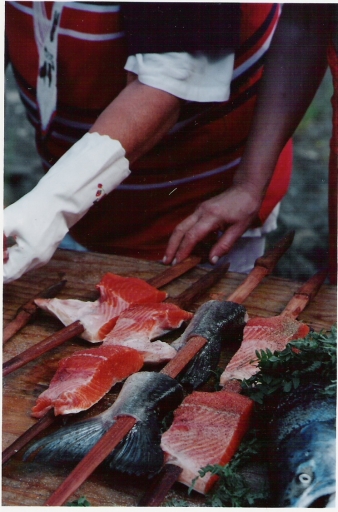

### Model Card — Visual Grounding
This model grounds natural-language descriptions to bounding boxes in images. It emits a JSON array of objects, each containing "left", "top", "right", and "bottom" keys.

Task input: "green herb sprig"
[
  {"left": 187, "top": 435, "right": 267, "bottom": 507},
  {"left": 241, "top": 325, "right": 336, "bottom": 403},
  {"left": 66, "top": 496, "right": 91, "bottom": 506}
]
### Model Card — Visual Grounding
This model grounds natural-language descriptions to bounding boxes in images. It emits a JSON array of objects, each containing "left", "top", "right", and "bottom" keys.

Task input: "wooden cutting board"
[{"left": 2, "top": 249, "right": 337, "bottom": 506}]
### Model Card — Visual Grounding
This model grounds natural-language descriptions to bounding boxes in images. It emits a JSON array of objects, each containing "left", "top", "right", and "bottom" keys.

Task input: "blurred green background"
[
  {"left": 265, "top": 70, "right": 333, "bottom": 280},
  {"left": 4, "top": 67, "right": 334, "bottom": 281}
]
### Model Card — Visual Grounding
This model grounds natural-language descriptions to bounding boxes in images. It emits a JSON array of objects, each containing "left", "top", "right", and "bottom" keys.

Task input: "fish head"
[{"left": 276, "top": 420, "right": 336, "bottom": 508}]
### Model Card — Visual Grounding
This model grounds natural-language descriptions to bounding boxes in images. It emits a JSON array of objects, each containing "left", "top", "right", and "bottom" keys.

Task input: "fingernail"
[
  {"left": 162, "top": 255, "right": 167, "bottom": 264},
  {"left": 211, "top": 256, "right": 219, "bottom": 265},
  {"left": 172, "top": 258, "right": 177, "bottom": 266}
]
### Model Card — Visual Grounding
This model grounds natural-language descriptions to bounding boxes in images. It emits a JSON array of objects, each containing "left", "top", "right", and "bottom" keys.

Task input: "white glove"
[{"left": 3, "top": 132, "right": 130, "bottom": 283}]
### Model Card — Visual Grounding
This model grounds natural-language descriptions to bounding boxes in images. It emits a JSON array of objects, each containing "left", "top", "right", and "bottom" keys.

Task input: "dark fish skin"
[
  {"left": 267, "top": 382, "right": 336, "bottom": 507},
  {"left": 24, "top": 372, "right": 184, "bottom": 476},
  {"left": 172, "top": 300, "right": 247, "bottom": 389}
]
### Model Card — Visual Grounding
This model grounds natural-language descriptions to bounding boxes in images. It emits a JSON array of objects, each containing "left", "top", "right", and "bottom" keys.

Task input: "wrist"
[
  {"left": 33, "top": 133, "right": 131, "bottom": 228},
  {"left": 229, "top": 181, "right": 265, "bottom": 207}
]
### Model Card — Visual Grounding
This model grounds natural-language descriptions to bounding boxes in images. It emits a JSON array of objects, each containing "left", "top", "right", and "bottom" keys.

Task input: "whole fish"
[
  {"left": 267, "top": 381, "right": 336, "bottom": 507},
  {"left": 24, "top": 372, "right": 184, "bottom": 476}
]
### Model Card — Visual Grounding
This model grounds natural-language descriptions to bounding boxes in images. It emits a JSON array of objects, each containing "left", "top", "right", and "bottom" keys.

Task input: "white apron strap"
[{"left": 33, "top": 2, "right": 64, "bottom": 135}]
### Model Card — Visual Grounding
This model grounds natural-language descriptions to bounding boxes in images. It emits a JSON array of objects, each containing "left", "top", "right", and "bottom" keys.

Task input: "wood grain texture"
[
  {"left": 3, "top": 279, "right": 67, "bottom": 344},
  {"left": 2, "top": 249, "right": 336, "bottom": 506}
]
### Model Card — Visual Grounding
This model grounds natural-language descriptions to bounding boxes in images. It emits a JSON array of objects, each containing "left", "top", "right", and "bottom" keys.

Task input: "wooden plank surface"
[{"left": 2, "top": 249, "right": 337, "bottom": 506}]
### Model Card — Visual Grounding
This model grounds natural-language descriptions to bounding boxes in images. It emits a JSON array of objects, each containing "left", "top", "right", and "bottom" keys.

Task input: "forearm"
[
  {"left": 233, "top": 4, "right": 330, "bottom": 195},
  {"left": 89, "top": 74, "right": 182, "bottom": 163}
]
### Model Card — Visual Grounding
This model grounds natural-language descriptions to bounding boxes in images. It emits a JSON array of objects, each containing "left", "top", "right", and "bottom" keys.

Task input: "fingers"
[
  {"left": 164, "top": 214, "right": 252, "bottom": 267},
  {"left": 163, "top": 187, "right": 261, "bottom": 265},
  {"left": 163, "top": 214, "right": 199, "bottom": 264},
  {"left": 208, "top": 221, "right": 250, "bottom": 264},
  {"left": 164, "top": 211, "right": 218, "bottom": 264}
]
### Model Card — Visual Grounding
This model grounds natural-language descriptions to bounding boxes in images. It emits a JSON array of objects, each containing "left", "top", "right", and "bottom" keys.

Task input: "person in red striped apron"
[{"left": 4, "top": 3, "right": 292, "bottom": 283}]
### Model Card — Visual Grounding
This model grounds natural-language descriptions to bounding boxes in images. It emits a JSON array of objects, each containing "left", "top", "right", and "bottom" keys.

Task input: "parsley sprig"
[
  {"left": 241, "top": 325, "right": 337, "bottom": 403},
  {"left": 66, "top": 496, "right": 91, "bottom": 506}
]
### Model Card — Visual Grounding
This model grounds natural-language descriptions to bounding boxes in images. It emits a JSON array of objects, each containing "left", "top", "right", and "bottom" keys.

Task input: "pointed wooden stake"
[
  {"left": 3, "top": 279, "right": 67, "bottom": 344},
  {"left": 138, "top": 464, "right": 183, "bottom": 507},
  {"left": 225, "top": 231, "right": 295, "bottom": 303},
  {"left": 45, "top": 416, "right": 137, "bottom": 506},
  {"left": 2, "top": 410, "right": 58, "bottom": 465},
  {"left": 280, "top": 268, "right": 328, "bottom": 318}
]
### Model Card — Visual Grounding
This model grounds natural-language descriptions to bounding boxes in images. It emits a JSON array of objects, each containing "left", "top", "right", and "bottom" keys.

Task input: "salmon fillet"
[
  {"left": 161, "top": 390, "right": 253, "bottom": 494},
  {"left": 35, "top": 272, "right": 168, "bottom": 342},
  {"left": 104, "top": 303, "right": 193, "bottom": 363},
  {"left": 32, "top": 345, "right": 144, "bottom": 417},
  {"left": 220, "top": 315, "right": 310, "bottom": 386}
]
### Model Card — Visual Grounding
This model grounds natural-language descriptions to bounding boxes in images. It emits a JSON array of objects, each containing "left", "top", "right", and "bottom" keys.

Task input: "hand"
[
  {"left": 163, "top": 184, "right": 263, "bottom": 265},
  {"left": 3, "top": 133, "right": 130, "bottom": 283},
  {"left": 3, "top": 192, "right": 69, "bottom": 283}
]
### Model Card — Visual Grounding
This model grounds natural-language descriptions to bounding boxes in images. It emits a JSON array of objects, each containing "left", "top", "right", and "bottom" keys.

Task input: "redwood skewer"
[
  {"left": 3, "top": 279, "right": 67, "bottom": 344},
  {"left": 2, "top": 410, "right": 59, "bottom": 465},
  {"left": 207, "top": 231, "right": 295, "bottom": 304},
  {"left": 138, "top": 464, "right": 183, "bottom": 507},
  {"left": 2, "top": 259, "right": 228, "bottom": 465},
  {"left": 3, "top": 256, "right": 201, "bottom": 377},
  {"left": 3, "top": 321, "right": 85, "bottom": 377},
  {"left": 138, "top": 269, "right": 328, "bottom": 506},
  {"left": 43, "top": 234, "right": 294, "bottom": 506},
  {"left": 226, "top": 230, "right": 295, "bottom": 303},
  {"left": 44, "top": 417, "right": 138, "bottom": 506},
  {"left": 279, "top": 268, "right": 328, "bottom": 319},
  {"left": 146, "top": 255, "right": 201, "bottom": 289}
]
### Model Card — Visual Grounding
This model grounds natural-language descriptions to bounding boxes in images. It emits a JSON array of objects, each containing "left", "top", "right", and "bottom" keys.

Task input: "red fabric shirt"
[{"left": 6, "top": 2, "right": 292, "bottom": 259}]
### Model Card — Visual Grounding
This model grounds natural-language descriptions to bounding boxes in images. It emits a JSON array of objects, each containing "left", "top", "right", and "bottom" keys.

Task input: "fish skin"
[
  {"left": 172, "top": 301, "right": 248, "bottom": 389},
  {"left": 267, "top": 382, "right": 336, "bottom": 507},
  {"left": 24, "top": 372, "right": 184, "bottom": 476}
]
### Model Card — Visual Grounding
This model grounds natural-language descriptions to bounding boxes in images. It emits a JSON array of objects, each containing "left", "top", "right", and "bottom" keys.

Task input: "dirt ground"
[{"left": 4, "top": 67, "right": 334, "bottom": 281}]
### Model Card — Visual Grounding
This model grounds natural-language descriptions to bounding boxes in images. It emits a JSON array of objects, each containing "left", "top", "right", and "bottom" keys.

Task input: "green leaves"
[
  {"left": 241, "top": 325, "right": 337, "bottom": 403},
  {"left": 66, "top": 496, "right": 91, "bottom": 506}
]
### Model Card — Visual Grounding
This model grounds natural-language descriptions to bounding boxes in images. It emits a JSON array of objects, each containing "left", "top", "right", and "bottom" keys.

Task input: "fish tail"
[
  {"left": 23, "top": 415, "right": 110, "bottom": 465},
  {"left": 107, "top": 413, "right": 163, "bottom": 476}
]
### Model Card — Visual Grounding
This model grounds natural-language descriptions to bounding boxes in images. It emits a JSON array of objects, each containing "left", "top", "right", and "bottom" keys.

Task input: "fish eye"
[{"left": 297, "top": 473, "right": 312, "bottom": 485}]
